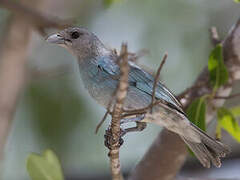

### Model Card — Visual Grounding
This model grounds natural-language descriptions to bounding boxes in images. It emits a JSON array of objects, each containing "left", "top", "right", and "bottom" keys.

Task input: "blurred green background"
[{"left": 0, "top": 0, "right": 239, "bottom": 179}]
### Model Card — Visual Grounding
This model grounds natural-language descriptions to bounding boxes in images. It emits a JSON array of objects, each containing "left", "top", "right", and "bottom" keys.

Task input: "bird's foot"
[
  {"left": 104, "top": 128, "right": 124, "bottom": 150},
  {"left": 104, "top": 115, "right": 146, "bottom": 150},
  {"left": 120, "top": 122, "right": 147, "bottom": 137}
]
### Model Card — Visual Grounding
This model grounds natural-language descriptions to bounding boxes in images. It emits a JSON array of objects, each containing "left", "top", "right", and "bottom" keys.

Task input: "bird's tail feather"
[{"left": 181, "top": 123, "right": 230, "bottom": 168}]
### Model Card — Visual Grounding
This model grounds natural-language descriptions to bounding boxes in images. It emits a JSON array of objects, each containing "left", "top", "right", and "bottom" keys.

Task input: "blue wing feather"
[
  {"left": 97, "top": 56, "right": 183, "bottom": 113},
  {"left": 97, "top": 56, "right": 119, "bottom": 76}
]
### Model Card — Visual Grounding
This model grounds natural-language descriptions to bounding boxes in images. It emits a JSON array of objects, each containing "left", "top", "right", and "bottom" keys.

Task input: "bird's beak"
[{"left": 46, "top": 33, "right": 65, "bottom": 44}]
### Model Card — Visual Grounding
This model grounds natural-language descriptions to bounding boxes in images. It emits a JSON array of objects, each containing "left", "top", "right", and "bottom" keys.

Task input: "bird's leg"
[
  {"left": 120, "top": 114, "right": 145, "bottom": 124},
  {"left": 120, "top": 114, "right": 146, "bottom": 137},
  {"left": 120, "top": 122, "right": 147, "bottom": 137},
  {"left": 104, "top": 114, "right": 146, "bottom": 149}
]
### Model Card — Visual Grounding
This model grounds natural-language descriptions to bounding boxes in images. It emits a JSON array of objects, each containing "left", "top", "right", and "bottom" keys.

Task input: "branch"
[
  {"left": 95, "top": 110, "right": 109, "bottom": 134},
  {"left": 214, "top": 92, "right": 240, "bottom": 99},
  {"left": 151, "top": 53, "right": 167, "bottom": 112},
  {"left": 106, "top": 44, "right": 130, "bottom": 180},
  {"left": 0, "top": 0, "right": 73, "bottom": 35},
  {"left": 0, "top": 0, "right": 71, "bottom": 162},
  {"left": 129, "top": 17, "right": 240, "bottom": 180},
  {"left": 0, "top": 15, "right": 32, "bottom": 161}
]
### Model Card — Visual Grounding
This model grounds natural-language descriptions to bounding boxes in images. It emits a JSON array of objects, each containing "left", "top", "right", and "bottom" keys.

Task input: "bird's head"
[{"left": 46, "top": 27, "right": 108, "bottom": 60}]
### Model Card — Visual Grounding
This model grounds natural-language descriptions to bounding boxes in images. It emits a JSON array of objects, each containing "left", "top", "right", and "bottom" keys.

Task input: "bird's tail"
[{"left": 181, "top": 123, "right": 230, "bottom": 168}]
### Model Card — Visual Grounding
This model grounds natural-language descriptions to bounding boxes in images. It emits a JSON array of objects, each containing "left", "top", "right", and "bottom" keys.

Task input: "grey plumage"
[
  {"left": 46, "top": 27, "right": 230, "bottom": 167},
  {"left": 182, "top": 123, "right": 229, "bottom": 168}
]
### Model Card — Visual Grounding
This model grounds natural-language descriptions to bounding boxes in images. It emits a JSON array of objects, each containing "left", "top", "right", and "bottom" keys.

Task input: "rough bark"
[{"left": 107, "top": 44, "right": 129, "bottom": 180}]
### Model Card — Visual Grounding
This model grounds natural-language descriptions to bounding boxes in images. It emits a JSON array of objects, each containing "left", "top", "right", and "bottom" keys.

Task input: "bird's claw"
[
  {"left": 104, "top": 128, "right": 124, "bottom": 150},
  {"left": 104, "top": 115, "right": 146, "bottom": 150}
]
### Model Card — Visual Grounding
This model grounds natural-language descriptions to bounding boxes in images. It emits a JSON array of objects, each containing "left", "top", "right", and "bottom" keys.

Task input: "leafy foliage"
[
  {"left": 187, "top": 97, "right": 206, "bottom": 131},
  {"left": 27, "top": 149, "right": 64, "bottom": 180},
  {"left": 234, "top": 0, "right": 240, "bottom": 3},
  {"left": 217, "top": 107, "right": 240, "bottom": 142},
  {"left": 230, "top": 106, "right": 240, "bottom": 117},
  {"left": 208, "top": 44, "right": 228, "bottom": 91}
]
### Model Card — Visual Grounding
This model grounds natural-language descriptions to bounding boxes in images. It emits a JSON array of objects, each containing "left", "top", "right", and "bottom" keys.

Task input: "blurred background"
[{"left": 0, "top": 0, "right": 239, "bottom": 179}]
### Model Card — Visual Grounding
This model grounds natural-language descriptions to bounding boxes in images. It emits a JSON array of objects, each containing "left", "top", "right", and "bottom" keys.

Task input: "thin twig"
[
  {"left": 177, "top": 81, "right": 207, "bottom": 100},
  {"left": 151, "top": 53, "right": 167, "bottom": 113},
  {"left": 128, "top": 49, "right": 150, "bottom": 62},
  {"left": 116, "top": 54, "right": 168, "bottom": 118},
  {"left": 214, "top": 92, "right": 240, "bottom": 99},
  {"left": 121, "top": 99, "right": 167, "bottom": 119},
  {"left": 107, "top": 43, "right": 129, "bottom": 180},
  {"left": 95, "top": 110, "right": 109, "bottom": 134},
  {"left": 96, "top": 89, "right": 118, "bottom": 134}
]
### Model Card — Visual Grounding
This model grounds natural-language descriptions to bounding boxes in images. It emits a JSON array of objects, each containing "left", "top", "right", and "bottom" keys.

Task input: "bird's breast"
[{"left": 78, "top": 62, "right": 118, "bottom": 108}]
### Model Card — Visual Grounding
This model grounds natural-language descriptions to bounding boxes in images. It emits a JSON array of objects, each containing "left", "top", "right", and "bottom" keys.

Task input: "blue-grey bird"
[{"left": 46, "top": 27, "right": 229, "bottom": 168}]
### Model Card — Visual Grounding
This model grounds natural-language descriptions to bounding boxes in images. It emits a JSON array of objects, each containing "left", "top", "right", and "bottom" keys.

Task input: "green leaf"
[
  {"left": 186, "top": 97, "right": 206, "bottom": 131},
  {"left": 26, "top": 149, "right": 64, "bottom": 180},
  {"left": 217, "top": 107, "right": 240, "bottom": 142},
  {"left": 234, "top": 0, "right": 240, "bottom": 3},
  {"left": 208, "top": 44, "right": 229, "bottom": 91},
  {"left": 186, "top": 97, "right": 206, "bottom": 156},
  {"left": 230, "top": 106, "right": 240, "bottom": 117},
  {"left": 103, "top": 0, "right": 121, "bottom": 7}
]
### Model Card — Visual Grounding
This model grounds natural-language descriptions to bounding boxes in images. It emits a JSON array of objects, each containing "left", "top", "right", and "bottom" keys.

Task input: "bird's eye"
[{"left": 71, "top": 31, "right": 80, "bottom": 39}]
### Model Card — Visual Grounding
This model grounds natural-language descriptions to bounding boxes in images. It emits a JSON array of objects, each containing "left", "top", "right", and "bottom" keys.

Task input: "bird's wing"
[
  {"left": 128, "top": 62, "right": 184, "bottom": 114},
  {"left": 97, "top": 56, "right": 184, "bottom": 114},
  {"left": 97, "top": 56, "right": 120, "bottom": 78}
]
